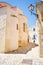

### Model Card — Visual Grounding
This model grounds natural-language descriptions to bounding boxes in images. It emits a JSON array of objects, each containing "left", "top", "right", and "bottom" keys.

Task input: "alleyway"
[
  {"left": 14, "top": 45, "right": 39, "bottom": 65},
  {"left": 0, "top": 43, "right": 39, "bottom": 65}
]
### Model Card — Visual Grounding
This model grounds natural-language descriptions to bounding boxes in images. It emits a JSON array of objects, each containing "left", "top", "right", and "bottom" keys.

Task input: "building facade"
[
  {"left": 0, "top": 2, "right": 29, "bottom": 53},
  {"left": 29, "top": 26, "right": 39, "bottom": 44},
  {"left": 36, "top": 1, "right": 43, "bottom": 57}
]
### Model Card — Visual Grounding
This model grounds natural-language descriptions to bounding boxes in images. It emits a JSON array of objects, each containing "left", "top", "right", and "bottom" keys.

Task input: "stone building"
[
  {"left": 36, "top": 1, "right": 43, "bottom": 57},
  {"left": 0, "top": 2, "right": 29, "bottom": 53}
]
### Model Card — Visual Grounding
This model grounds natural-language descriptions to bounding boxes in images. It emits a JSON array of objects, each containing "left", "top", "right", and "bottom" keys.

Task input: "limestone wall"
[{"left": 36, "top": 2, "right": 43, "bottom": 57}]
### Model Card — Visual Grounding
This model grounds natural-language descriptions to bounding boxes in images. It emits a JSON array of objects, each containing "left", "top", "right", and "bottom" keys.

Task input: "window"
[
  {"left": 33, "top": 35, "right": 36, "bottom": 43},
  {"left": 17, "top": 24, "right": 18, "bottom": 30},
  {"left": 19, "top": 14, "right": 23, "bottom": 15},
  {"left": 23, "top": 23, "right": 25, "bottom": 32},
  {"left": 11, "top": 15, "right": 17, "bottom": 17},
  {"left": 28, "top": 36, "right": 29, "bottom": 43},
  {"left": 33, "top": 35, "right": 36, "bottom": 39},
  {"left": 33, "top": 40, "right": 35, "bottom": 43},
  {"left": 33, "top": 28, "right": 35, "bottom": 31}
]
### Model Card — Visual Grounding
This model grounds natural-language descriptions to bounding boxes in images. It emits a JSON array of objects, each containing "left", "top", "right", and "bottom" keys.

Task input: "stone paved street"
[{"left": 5, "top": 43, "right": 38, "bottom": 54}]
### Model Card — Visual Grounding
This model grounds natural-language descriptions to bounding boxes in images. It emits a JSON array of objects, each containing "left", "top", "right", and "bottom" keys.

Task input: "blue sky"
[{"left": 0, "top": 0, "right": 41, "bottom": 26}]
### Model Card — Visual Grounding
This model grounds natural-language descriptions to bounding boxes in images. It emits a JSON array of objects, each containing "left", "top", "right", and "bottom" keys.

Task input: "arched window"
[
  {"left": 33, "top": 35, "right": 36, "bottom": 43},
  {"left": 33, "top": 28, "right": 35, "bottom": 31},
  {"left": 33, "top": 35, "right": 36, "bottom": 39}
]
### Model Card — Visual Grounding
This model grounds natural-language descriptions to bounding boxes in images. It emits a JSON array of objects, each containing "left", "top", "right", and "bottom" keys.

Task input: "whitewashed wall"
[
  {"left": 29, "top": 26, "right": 39, "bottom": 44},
  {"left": 0, "top": 15, "right": 7, "bottom": 52}
]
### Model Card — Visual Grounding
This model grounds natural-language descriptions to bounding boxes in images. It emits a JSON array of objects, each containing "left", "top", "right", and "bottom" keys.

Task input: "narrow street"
[
  {"left": 0, "top": 43, "right": 39, "bottom": 65},
  {"left": 5, "top": 43, "right": 38, "bottom": 54}
]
